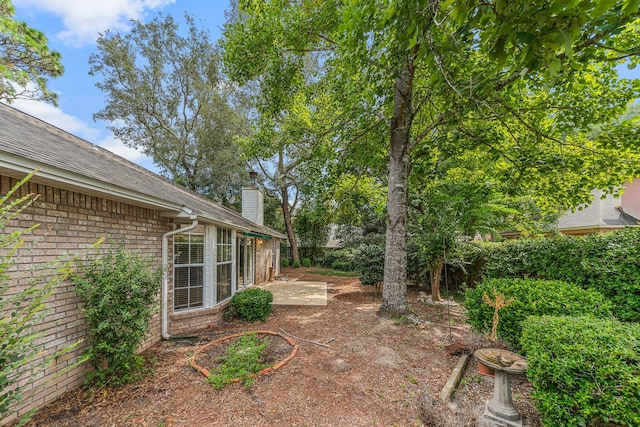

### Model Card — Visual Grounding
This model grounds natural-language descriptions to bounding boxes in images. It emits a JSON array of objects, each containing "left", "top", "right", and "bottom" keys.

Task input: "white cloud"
[
  {"left": 15, "top": 0, "right": 175, "bottom": 46},
  {"left": 10, "top": 98, "right": 99, "bottom": 140}
]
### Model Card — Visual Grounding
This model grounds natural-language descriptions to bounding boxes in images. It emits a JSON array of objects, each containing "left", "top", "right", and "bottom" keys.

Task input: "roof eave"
[{"left": 0, "top": 153, "right": 185, "bottom": 214}]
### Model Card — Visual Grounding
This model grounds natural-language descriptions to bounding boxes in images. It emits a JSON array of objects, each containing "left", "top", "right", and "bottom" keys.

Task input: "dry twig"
[{"left": 279, "top": 329, "right": 333, "bottom": 349}]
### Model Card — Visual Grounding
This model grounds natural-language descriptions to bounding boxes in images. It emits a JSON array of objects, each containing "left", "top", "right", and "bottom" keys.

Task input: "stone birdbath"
[{"left": 474, "top": 348, "right": 527, "bottom": 427}]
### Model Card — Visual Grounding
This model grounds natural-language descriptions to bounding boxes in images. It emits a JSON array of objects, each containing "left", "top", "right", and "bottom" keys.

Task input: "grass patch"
[
  {"left": 208, "top": 332, "right": 272, "bottom": 389},
  {"left": 308, "top": 268, "right": 360, "bottom": 277}
]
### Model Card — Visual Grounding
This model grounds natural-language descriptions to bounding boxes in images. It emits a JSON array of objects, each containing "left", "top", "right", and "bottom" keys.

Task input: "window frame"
[
  {"left": 173, "top": 228, "right": 205, "bottom": 311},
  {"left": 216, "top": 227, "right": 234, "bottom": 303}
]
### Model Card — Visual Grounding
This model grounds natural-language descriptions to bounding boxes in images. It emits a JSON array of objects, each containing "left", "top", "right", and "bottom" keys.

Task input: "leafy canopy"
[
  {"left": 90, "top": 13, "right": 249, "bottom": 205},
  {"left": 0, "top": 0, "right": 63, "bottom": 104}
]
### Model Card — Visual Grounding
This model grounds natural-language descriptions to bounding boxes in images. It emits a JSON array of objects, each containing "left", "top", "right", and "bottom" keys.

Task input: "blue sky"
[{"left": 11, "top": 0, "right": 231, "bottom": 172}]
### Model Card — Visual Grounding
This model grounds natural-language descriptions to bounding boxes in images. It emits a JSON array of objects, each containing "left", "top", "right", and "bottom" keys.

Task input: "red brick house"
[{"left": 0, "top": 103, "right": 284, "bottom": 423}]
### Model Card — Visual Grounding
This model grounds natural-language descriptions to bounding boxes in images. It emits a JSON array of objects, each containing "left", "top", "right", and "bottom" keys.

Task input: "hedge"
[
  {"left": 482, "top": 229, "right": 640, "bottom": 322},
  {"left": 465, "top": 278, "right": 613, "bottom": 348},
  {"left": 521, "top": 316, "right": 640, "bottom": 427}
]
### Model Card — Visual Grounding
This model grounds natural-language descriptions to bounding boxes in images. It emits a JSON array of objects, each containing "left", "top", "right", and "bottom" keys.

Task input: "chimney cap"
[{"left": 249, "top": 171, "right": 258, "bottom": 188}]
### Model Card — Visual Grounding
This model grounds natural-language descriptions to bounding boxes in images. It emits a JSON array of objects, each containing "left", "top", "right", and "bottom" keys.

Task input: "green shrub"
[
  {"left": 481, "top": 230, "right": 640, "bottom": 322},
  {"left": 281, "top": 258, "right": 290, "bottom": 267},
  {"left": 292, "top": 259, "right": 301, "bottom": 268},
  {"left": 72, "top": 245, "right": 162, "bottom": 387},
  {"left": 228, "top": 288, "right": 273, "bottom": 322},
  {"left": 301, "top": 257, "right": 311, "bottom": 267},
  {"left": 465, "top": 278, "right": 612, "bottom": 348},
  {"left": 208, "top": 332, "right": 272, "bottom": 389},
  {"left": 521, "top": 316, "right": 640, "bottom": 427},
  {"left": 353, "top": 243, "right": 385, "bottom": 286},
  {"left": 324, "top": 247, "right": 357, "bottom": 271}
]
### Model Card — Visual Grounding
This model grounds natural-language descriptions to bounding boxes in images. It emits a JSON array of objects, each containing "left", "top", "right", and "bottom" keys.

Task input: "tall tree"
[
  {"left": 222, "top": 6, "right": 338, "bottom": 262},
  {"left": 90, "top": 14, "right": 248, "bottom": 205},
  {"left": 0, "top": 0, "right": 63, "bottom": 104},
  {"left": 223, "top": 1, "right": 640, "bottom": 316},
  {"left": 340, "top": 0, "right": 640, "bottom": 315}
]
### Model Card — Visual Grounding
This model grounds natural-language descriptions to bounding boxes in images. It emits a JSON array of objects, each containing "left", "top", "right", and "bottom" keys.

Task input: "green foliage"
[
  {"left": 292, "top": 259, "right": 301, "bottom": 268},
  {"left": 208, "top": 332, "right": 271, "bottom": 389},
  {"left": 281, "top": 258, "right": 290, "bottom": 267},
  {"left": 223, "top": 0, "right": 640, "bottom": 316},
  {"left": 465, "top": 278, "right": 612, "bottom": 349},
  {"left": 323, "top": 247, "right": 357, "bottom": 272},
  {"left": 228, "top": 288, "right": 273, "bottom": 322},
  {"left": 353, "top": 243, "right": 385, "bottom": 287},
  {"left": 72, "top": 245, "right": 162, "bottom": 387},
  {"left": 294, "top": 205, "right": 330, "bottom": 261},
  {"left": 482, "top": 230, "right": 640, "bottom": 322},
  {"left": 90, "top": 13, "right": 247, "bottom": 205},
  {"left": 0, "top": 0, "right": 63, "bottom": 104},
  {"left": 301, "top": 257, "right": 311, "bottom": 268},
  {"left": 521, "top": 316, "right": 640, "bottom": 427},
  {"left": 0, "top": 175, "right": 78, "bottom": 425}
]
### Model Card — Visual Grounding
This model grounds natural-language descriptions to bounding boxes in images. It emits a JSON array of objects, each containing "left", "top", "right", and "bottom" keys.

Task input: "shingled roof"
[{"left": 0, "top": 103, "right": 285, "bottom": 238}]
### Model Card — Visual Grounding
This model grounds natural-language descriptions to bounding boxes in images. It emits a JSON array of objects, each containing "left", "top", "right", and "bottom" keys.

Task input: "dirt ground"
[{"left": 25, "top": 267, "right": 541, "bottom": 427}]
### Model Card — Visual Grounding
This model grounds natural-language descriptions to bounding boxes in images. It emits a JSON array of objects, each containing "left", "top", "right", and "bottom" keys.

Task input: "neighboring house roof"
[
  {"left": 558, "top": 188, "right": 639, "bottom": 235},
  {"left": 0, "top": 103, "right": 285, "bottom": 239}
]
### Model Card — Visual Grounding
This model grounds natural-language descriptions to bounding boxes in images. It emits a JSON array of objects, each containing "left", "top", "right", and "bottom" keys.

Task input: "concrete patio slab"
[{"left": 258, "top": 279, "right": 327, "bottom": 306}]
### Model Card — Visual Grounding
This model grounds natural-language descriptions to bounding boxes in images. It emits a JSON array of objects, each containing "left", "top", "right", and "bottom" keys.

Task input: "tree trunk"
[
  {"left": 281, "top": 185, "right": 300, "bottom": 263},
  {"left": 379, "top": 61, "right": 414, "bottom": 316},
  {"left": 429, "top": 256, "right": 444, "bottom": 302}
]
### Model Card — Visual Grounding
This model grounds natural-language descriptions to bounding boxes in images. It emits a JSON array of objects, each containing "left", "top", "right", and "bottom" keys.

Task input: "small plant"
[
  {"left": 482, "top": 287, "right": 514, "bottom": 342},
  {"left": 208, "top": 332, "right": 272, "bottom": 388},
  {"left": 228, "top": 288, "right": 273, "bottom": 322},
  {"left": 292, "top": 259, "right": 301, "bottom": 268},
  {"left": 73, "top": 245, "right": 162, "bottom": 387},
  {"left": 281, "top": 258, "right": 290, "bottom": 267},
  {"left": 301, "top": 257, "right": 311, "bottom": 267}
]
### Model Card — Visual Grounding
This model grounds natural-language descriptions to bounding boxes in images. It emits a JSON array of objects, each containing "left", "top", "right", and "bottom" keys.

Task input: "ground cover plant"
[
  {"left": 465, "top": 278, "right": 613, "bottom": 349},
  {"left": 207, "top": 332, "right": 272, "bottom": 389},
  {"left": 521, "top": 316, "right": 640, "bottom": 427}
]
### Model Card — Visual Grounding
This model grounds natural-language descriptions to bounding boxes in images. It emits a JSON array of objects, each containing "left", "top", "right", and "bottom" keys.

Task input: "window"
[
  {"left": 217, "top": 228, "right": 232, "bottom": 302},
  {"left": 173, "top": 231, "right": 204, "bottom": 310}
]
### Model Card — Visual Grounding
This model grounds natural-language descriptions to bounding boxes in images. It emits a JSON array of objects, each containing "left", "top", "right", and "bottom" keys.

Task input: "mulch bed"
[{"left": 23, "top": 267, "right": 541, "bottom": 427}]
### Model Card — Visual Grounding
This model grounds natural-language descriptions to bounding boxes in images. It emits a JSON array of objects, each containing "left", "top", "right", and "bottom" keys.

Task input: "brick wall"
[
  {"left": 169, "top": 303, "right": 229, "bottom": 336},
  {"left": 2, "top": 175, "right": 171, "bottom": 425}
]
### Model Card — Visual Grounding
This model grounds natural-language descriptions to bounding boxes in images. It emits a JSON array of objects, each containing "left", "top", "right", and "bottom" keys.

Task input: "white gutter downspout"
[{"left": 161, "top": 215, "right": 198, "bottom": 340}]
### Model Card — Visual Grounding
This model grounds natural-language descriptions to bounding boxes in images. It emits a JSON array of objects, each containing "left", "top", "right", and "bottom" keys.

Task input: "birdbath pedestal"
[{"left": 474, "top": 348, "right": 527, "bottom": 427}]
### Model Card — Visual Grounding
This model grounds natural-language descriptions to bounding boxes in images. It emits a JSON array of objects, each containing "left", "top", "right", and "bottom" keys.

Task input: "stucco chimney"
[{"left": 242, "top": 172, "right": 264, "bottom": 225}]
